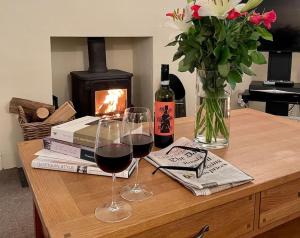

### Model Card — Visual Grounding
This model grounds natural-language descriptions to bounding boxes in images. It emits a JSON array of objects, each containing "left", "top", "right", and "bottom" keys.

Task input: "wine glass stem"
[
  {"left": 134, "top": 158, "right": 141, "bottom": 188},
  {"left": 110, "top": 173, "right": 118, "bottom": 210}
]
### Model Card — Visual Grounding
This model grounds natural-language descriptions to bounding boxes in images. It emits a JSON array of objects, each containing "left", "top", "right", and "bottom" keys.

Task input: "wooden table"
[{"left": 18, "top": 109, "right": 300, "bottom": 238}]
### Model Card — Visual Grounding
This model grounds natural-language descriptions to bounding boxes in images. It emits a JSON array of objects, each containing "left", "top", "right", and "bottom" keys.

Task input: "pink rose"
[
  {"left": 262, "top": 10, "right": 277, "bottom": 29},
  {"left": 227, "top": 9, "right": 241, "bottom": 20},
  {"left": 249, "top": 12, "right": 262, "bottom": 25},
  {"left": 191, "top": 5, "right": 201, "bottom": 20}
]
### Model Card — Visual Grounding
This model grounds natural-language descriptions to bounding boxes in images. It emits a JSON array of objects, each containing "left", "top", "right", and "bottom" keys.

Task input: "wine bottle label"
[{"left": 154, "top": 101, "right": 175, "bottom": 136}]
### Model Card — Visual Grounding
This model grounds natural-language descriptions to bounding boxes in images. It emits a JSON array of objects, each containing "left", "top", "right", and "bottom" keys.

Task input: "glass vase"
[{"left": 194, "top": 70, "right": 230, "bottom": 149}]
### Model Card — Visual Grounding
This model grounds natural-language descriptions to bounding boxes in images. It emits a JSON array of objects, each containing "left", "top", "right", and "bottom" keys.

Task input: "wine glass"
[
  {"left": 94, "top": 119, "right": 133, "bottom": 223},
  {"left": 121, "top": 107, "right": 154, "bottom": 201}
]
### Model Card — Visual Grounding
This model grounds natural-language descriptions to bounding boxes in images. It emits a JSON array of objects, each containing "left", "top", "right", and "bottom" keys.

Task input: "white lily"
[
  {"left": 165, "top": 7, "right": 193, "bottom": 39},
  {"left": 194, "top": 0, "right": 245, "bottom": 18}
]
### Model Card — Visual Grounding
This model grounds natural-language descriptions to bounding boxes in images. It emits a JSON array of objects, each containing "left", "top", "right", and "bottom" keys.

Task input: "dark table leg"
[
  {"left": 34, "top": 202, "right": 44, "bottom": 238},
  {"left": 18, "top": 167, "right": 28, "bottom": 187},
  {"left": 266, "top": 101, "right": 289, "bottom": 116}
]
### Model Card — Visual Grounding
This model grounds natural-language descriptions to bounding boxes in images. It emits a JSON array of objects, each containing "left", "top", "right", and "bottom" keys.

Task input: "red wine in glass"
[
  {"left": 121, "top": 107, "right": 154, "bottom": 202},
  {"left": 94, "top": 119, "right": 133, "bottom": 223},
  {"left": 95, "top": 143, "right": 132, "bottom": 174},
  {"left": 122, "top": 134, "right": 153, "bottom": 158}
]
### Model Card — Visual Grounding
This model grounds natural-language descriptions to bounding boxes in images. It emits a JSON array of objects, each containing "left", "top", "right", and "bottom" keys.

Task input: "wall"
[
  {"left": 132, "top": 38, "right": 154, "bottom": 110},
  {"left": 0, "top": 0, "right": 186, "bottom": 169},
  {"left": 1, "top": 0, "right": 300, "bottom": 169}
]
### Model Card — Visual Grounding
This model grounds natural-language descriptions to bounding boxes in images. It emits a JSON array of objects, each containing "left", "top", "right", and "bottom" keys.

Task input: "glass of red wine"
[
  {"left": 94, "top": 119, "right": 133, "bottom": 222},
  {"left": 121, "top": 107, "right": 154, "bottom": 201}
]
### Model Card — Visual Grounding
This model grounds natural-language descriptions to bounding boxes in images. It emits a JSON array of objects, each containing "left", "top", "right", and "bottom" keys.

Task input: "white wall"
[
  {"left": 0, "top": 0, "right": 185, "bottom": 169},
  {"left": 1, "top": 0, "right": 300, "bottom": 169},
  {"left": 132, "top": 37, "right": 154, "bottom": 110}
]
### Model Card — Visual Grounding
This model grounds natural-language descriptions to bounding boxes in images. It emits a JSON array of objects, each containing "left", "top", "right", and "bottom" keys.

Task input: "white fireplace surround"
[{"left": 1, "top": 0, "right": 300, "bottom": 169}]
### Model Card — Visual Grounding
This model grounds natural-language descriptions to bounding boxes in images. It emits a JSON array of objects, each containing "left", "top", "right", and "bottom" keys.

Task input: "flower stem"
[{"left": 195, "top": 95, "right": 229, "bottom": 144}]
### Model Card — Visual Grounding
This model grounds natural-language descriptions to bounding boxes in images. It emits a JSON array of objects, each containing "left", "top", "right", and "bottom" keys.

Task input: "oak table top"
[{"left": 18, "top": 109, "right": 300, "bottom": 238}]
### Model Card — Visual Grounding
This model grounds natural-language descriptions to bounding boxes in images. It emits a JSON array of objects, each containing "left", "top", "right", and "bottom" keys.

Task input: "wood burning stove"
[{"left": 71, "top": 37, "right": 133, "bottom": 117}]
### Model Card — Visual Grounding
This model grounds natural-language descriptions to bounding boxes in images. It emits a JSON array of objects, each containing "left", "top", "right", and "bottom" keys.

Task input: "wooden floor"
[{"left": 255, "top": 217, "right": 300, "bottom": 238}]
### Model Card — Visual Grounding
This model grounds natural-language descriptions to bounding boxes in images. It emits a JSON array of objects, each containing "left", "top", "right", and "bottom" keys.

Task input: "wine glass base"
[
  {"left": 121, "top": 184, "right": 153, "bottom": 202},
  {"left": 95, "top": 201, "right": 132, "bottom": 223}
]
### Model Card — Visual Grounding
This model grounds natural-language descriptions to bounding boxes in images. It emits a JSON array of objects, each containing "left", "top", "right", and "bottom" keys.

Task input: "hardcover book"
[
  {"left": 51, "top": 116, "right": 99, "bottom": 148},
  {"left": 43, "top": 137, "right": 94, "bottom": 162},
  {"left": 51, "top": 116, "right": 141, "bottom": 148}
]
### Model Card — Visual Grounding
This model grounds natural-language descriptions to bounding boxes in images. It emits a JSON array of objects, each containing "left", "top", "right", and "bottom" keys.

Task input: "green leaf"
[
  {"left": 218, "top": 63, "right": 230, "bottom": 77},
  {"left": 240, "top": 44, "right": 249, "bottom": 58},
  {"left": 166, "top": 41, "right": 177, "bottom": 47},
  {"left": 178, "top": 59, "right": 190, "bottom": 72},
  {"left": 240, "top": 63, "right": 256, "bottom": 76},
  {"left": 228, "top": 70, "right": 242, "bottom": 83},
  {"left": 187, "top": 39, "right": 201, "bottom": 49},
  {"left": 219, "top": 46, "right": 230, "bottom": 64},
  {"left": 228, "top": 81, "right": 236, "bottom": 90},
  {"left": 249, "top": 32, "right": 260, "bottom": 41},
  {"left": 257, "top": 27, "right": 273, "bottom": 41},
  {"left": 173, "top": 51, "right": 184, "bottom": 62},
  {"left": 251, "top": 51, "right": 267, "bottom": 64},
  {"left": 241, "top": 0, "right": 263, "bottom": 12},
  {"left": 242, "top": 55, "right": 253, "bottom": 67},
  {"left": 227, "top": 70, "right": 242, "bottom": 89},
  {"left": 228, "top": 39, "right": 238, "bottom": 49},
  {"left": 218, "top": 25, "right": 226, "bottom": 42},
  {"left": 214, "top": 45, "right": 222, "bottom": 58},
  {"left": 207, "top": 39, "right": 214, "bottom": 53},
  {"left": 185, "top": 49, "right": 198, "bottom": 64},
  {"left": 175, "top": 34, "right": 182, "bottom": 41},
  {"left": 246, "top": 40, "right": 258, "bottom": 50},
  {"left": 196, "top": 34, "right": 205, "bottom": 44}
]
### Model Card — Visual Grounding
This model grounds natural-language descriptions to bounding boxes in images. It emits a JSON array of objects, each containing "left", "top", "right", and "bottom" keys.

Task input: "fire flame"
[{"left": 98, "top": 89, "right": 125, "bottom": 114}]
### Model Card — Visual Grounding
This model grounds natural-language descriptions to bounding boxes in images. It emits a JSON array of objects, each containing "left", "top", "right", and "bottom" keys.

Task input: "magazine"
[{"left": 146, "top": 137, "right": 253, "bottom": 196}]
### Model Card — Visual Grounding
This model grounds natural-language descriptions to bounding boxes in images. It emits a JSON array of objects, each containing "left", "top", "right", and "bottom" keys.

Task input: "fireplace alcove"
[
  {"left": 71, "top": 37, "right": 133, "bottom": 117},
  {"left": 51, "top": 36, "right": 153, "bottom": 117}
]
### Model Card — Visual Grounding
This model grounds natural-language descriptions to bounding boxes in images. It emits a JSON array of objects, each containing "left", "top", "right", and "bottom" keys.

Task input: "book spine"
[
  {"left": 73, "top": 133, "right": 95, "bottom": 148},
  {"left": 51, "top": 127, "right": 74, "bottom": 143},
  {"left": 50, "top": 116, "right": 100, "bottom": 145},
  {"left": 31, "top": 159, "right": 130, "bottom": 178},
  {"left": 43, "top": 138, "right": 95, "bottom": 162}
]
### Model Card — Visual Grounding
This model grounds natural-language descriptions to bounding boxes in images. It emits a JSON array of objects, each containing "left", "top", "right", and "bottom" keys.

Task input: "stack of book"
[{"left": 32, "top": 116, "right": 136, "bottom": 178}]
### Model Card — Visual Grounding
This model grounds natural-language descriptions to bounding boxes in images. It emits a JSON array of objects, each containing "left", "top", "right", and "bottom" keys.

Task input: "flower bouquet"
[{"left": 166, "top": 0, "right": 277, "bottom": 148}]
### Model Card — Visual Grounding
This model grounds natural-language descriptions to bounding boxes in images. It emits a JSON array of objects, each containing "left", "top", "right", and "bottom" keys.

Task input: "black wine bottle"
[{"left": 154, "top": 64, "right": 175, "bottom": 148}]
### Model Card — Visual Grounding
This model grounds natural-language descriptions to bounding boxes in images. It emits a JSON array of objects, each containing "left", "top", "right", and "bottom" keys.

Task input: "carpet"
[{"left": 0, "top": 168, "right": 34, "bottom": 238}]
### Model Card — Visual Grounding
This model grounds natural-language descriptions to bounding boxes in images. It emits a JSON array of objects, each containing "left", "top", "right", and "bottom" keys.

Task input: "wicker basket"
[{"left": 17, "top": 101, "right": 75, "bottom": 141}]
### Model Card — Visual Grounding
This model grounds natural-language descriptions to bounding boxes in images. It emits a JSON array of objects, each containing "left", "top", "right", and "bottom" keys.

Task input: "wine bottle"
[{"left": 154, "top": 64, "right": 175, "bottom": 148}]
